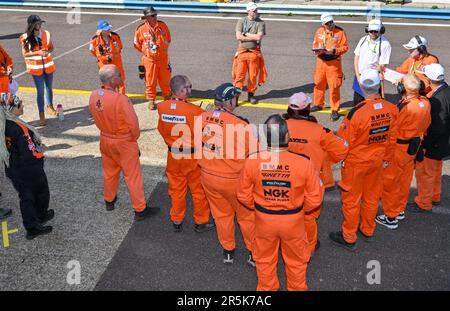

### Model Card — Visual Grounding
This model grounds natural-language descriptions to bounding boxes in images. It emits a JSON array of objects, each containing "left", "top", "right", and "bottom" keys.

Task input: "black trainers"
[
  {"left": 331, "top": 111, "right": 340, "bottom": 121},
  {"left": 407, "top": 202, "right": 432, "bottom": 213},
  {"left": 134, "top": 205, "right": 160, "bottom": 221},
  {"left": 105, "top": 196, "right": 117, "bottom": 211},
  {"left": 310, "top": 105, "right": 323, "bottom": 112},
  {"left": 40, "top": 209, "right": 55, "bottom": 225},
  {"left": 26, "top": 224, "right": 53, "bottom": 240},
  {"left": 375, "top": 214, "right": 398, "bottom": 230},
  {"left": 194, "top": 223, "right": 215, "bottom": 233},
  {"left": 173, "top": 221, "right": 183, "bottom": 232},
  {"left": 432, "top": 200, "right": 441, "bottom": 206},
  {"left": 329, "top": 231, "right": 357, "bottom": 252},
  {"left": 247, "top": 93, "right": 258, "bottom": 105},
  {"left": 247, "top": 251, "right": 256, "bottom": 268},
  {"left": 223, "top": 249, "right": 235, "bottom": 265},
  {"left": 357, "top": 228, "right": 374, "bottom": 243},
  {"left": 0, "top": 207, "right": 12, "bottom": 220}
]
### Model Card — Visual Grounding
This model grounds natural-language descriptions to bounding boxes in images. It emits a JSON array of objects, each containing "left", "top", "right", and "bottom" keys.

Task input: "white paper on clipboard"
[{"left": 384, "top": 68, "right": 405, "bottom": 83}]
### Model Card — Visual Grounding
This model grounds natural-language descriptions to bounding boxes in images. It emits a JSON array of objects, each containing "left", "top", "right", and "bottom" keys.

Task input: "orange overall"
[
  {"left": 312, "top": 25, "right": 349, "bottom": 111},
  {"left": 157, "top": 98, "right": 210, "bottom": 224},
  {"left": 232, "top": 48, "right": 268, "bottom": 94},
  {"left": 237, "top": 149, "right": 322, "bottom": 291},
  {"left": 90, "top": 32, "right": 126, "bottom": 94},
  {"left": 134, "top": 20, "right": 171, "bottom": 100},
  {"left": 381, "top": 95, "right": 431, "bottom": 218},
  {"left": 287, "top": 117, "right": 348, "bottom": 252},
  {"left": 199, "top": 107, "right": 257, "bottom": 253},
  {"left": 396, "top": 54, "right": 439, "bottom": 95},
  {"left": 89, "top": 85, "right": 146, "bottom": 212},
  {"left": 0, "top": 45, "right": 13, "bottom": 93},
  {"left": 338, "top": 97, "right": 398, "bottom": 243}
]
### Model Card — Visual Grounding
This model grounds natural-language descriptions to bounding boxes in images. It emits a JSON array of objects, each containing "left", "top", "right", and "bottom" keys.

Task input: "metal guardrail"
[{"left": 0, "top": 0, "right": 450, "bottom": 19}]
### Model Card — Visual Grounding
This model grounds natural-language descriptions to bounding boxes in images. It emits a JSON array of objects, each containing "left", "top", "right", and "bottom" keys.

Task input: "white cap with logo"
[
  {"left": 403, "top": 36, "right": 427, "bottom": 50},
  {"left": 424, "top": 63, "right": 445, "bottom": 81},
  {"left": 320, "top": 13, "right": 334, "bottom": 25},
  {"left": 359, "top": 69, "right": 381, "bottom": 88},
  {"left": 367, "top": 19, "right": 382, "bottom": 32},
  {"left": 246, "top": 2, "right": 258, "bottom": 11}
]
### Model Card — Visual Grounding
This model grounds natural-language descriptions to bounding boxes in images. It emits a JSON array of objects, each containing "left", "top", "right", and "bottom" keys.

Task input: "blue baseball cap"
[
  {"left": 97, "top": 20, "right": 111, "bottom": 31},
  {"left": 214, "top": 83, "right": 242, "bottom": 102}
]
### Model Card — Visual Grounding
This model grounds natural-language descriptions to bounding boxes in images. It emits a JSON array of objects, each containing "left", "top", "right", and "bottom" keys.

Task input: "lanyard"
[{"left": 410, "top": 54, "right": 428, "bottom": 74}]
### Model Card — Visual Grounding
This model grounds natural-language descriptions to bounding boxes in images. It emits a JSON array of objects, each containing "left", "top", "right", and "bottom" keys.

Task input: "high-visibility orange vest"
[{"left": 20, "top": 30, "right": 56, "bottom": 76}]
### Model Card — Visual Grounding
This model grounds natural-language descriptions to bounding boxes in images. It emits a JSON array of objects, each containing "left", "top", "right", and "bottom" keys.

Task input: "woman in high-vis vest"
[{"left": 20, "top": 15, "right": 57, "bottom": 126}]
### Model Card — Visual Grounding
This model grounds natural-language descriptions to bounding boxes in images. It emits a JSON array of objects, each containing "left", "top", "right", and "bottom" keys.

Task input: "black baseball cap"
[
  {"left": 141, "top": 7, "right": 159, "bottom": 19},
  {"left": 27, "top": 15, "right": 45, "bottom": 25}
]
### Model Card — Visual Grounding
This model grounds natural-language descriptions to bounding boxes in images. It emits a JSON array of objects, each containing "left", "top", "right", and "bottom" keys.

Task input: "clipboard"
[
  {"left": 384, "top": 68, "right": 405, "bottom": 84},
  {"left": 312, "top": 47, "right": 326, "bottom": 52}
]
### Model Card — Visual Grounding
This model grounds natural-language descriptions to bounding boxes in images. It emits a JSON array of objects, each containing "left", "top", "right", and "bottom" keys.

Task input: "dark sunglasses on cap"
[
  {"left": 325, "top": 21, "right": 334, "bottom": 26},
  {"left": 369, "top": 30, "right": 380, "bottom": 34}
]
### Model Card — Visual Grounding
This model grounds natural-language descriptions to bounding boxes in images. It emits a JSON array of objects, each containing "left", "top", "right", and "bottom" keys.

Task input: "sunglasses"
[
  {"left": 369, "top": 30, "right": 379, "bottom": 34},
  {"left": 325, "top": 21, "right": 334, "bottom": 26},
  {"left": 184, "top": 84, "right": 192, "bottom": 89}
]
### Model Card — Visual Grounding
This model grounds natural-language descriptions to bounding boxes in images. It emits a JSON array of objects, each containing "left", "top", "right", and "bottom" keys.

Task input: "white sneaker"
[
  {"left": 375, "top": 214, "right": 399, "bottom": 230},
  {"left": 396, "top": 211, "right": 405, "bottom": 221}
]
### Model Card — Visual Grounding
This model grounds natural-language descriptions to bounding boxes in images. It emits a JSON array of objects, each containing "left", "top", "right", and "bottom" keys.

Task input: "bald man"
[{"left": 89, "top": 65, "right": 159, "bottom": 220}]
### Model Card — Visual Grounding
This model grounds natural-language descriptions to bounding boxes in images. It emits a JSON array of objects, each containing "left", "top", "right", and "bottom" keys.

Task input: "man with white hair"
[
  {"left": 233, "top": 2, "right": 267, "bottom": 105},
  {"left": 410, "top": 64, "right": 449, "bottom": 213},
  {"left": 396, "top": 35, "right": 439, "bottom": 95},
  {"left": 330, "top": 69, "right": 398, "bottom": 250},
  {"left": 353, "top": 19, "right": 391, "bottom": 105},
  {"left": 311, "top": 13, "right": 349, "bottom": 121},
  {"left": 378, "top": 74, "right": 431, "bottom": 229}
]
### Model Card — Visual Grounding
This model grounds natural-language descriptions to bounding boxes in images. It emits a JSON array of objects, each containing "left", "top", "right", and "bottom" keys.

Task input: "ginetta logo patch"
[{"left": 162, "top": 114, "right": 187, "bottom": 124}]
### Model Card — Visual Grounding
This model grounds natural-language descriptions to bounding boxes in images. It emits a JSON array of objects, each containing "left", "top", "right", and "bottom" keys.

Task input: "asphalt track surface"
[{"left": 0, "top": 7, "right": 450, "bottom": 291}]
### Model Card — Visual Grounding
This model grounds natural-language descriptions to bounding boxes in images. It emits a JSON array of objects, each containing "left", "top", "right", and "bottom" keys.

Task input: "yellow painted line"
[
  {"left": 2, "top": 221, "right": 18, "bottom": 249},
  {"left": 18, "top": 86, "right": 348, "bottom": 114}
]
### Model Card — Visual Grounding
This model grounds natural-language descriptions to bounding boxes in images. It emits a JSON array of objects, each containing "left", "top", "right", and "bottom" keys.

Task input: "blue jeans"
[{"left": 32, "top": 73, "right": 54, "bottom": 113}]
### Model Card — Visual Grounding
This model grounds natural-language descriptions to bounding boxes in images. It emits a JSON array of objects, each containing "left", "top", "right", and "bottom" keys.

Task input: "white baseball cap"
[
  {"left": 288, "top": 92, "right": 312, "bottom": 110},
  {"left": 360, "top": 69, "right": 381, "bottom": 88},
  {"left": 403, "top": 36, "right": 427, "bottom": 50},
  {"left": 367, "top": 19, "right": 382, "bottom": 32},
  {"left": 321, "top": 13, "right": 334, "bottom": 25},
  {"left": 246, "top": 2, "right": 258, "bottom": 12},
  {"left": 424, "top": 64, "right": 445, "bottom": 81}
]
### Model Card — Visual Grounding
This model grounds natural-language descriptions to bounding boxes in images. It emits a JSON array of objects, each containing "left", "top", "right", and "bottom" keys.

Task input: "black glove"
[
  {"left": 98, "top": 45, "right": 104, "bottom": 55},
  {"left": 138, "top": 65, "right": 145, "bottom": 79}
]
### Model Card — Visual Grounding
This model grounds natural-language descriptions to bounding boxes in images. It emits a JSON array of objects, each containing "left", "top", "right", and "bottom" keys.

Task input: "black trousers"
[{"left": 5, "top": 164, "right": 50, "bottom": 230}]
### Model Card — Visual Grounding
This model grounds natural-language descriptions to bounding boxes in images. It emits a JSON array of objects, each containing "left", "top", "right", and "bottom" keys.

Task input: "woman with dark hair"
[
  {"left": 20, "top": 15, "right": 57, "bottom": 126},
  {"left": 284, "top": 92, "right": 348, "bottom": 255}
]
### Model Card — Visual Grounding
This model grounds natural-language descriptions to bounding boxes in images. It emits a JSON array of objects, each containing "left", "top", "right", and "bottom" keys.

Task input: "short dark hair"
[{"left": 264, "top": 114, "right": 289, "bottom": 147}]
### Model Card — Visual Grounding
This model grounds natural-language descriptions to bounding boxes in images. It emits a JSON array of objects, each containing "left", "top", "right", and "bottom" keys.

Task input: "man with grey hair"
[
  {"left": 89, "top": 64, "right": 159, "bottom": 221},
  {"left": 157, "top": 75, "right": 214, "bottom": 233},
  {"left": 410, "top": 64, "right": 450, "bottom": 213},
  {"left": 329, "top": 69, "right": 398, "bottom": 250}
]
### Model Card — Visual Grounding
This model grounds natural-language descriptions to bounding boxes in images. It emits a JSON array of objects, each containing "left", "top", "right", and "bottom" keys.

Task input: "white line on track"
[
  {"left": 1, "top": 7, "right": 450, "bottom": 27},
  {"left": 12, "top": 18, "right": 140, "bottom": 79}
]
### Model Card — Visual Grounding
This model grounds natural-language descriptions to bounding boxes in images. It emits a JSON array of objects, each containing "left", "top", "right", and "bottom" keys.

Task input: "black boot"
[
  {"left": 26, "top": 224, "right": 53, "bottom": 240},
  {"left": 40, "top": 209, "right": 55, "bottom": 225},
  {"left": 248, "top": 93, "right": 258, "bottom": 105},
  {"left": 329, "top": 231, "right": 356, "bottom": 252},
  {"left": 135, "top": 205, "right": 160, "bottom": 221},
  {"left": 105, "top": 196, "right": 117, "bottom": 211}
]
